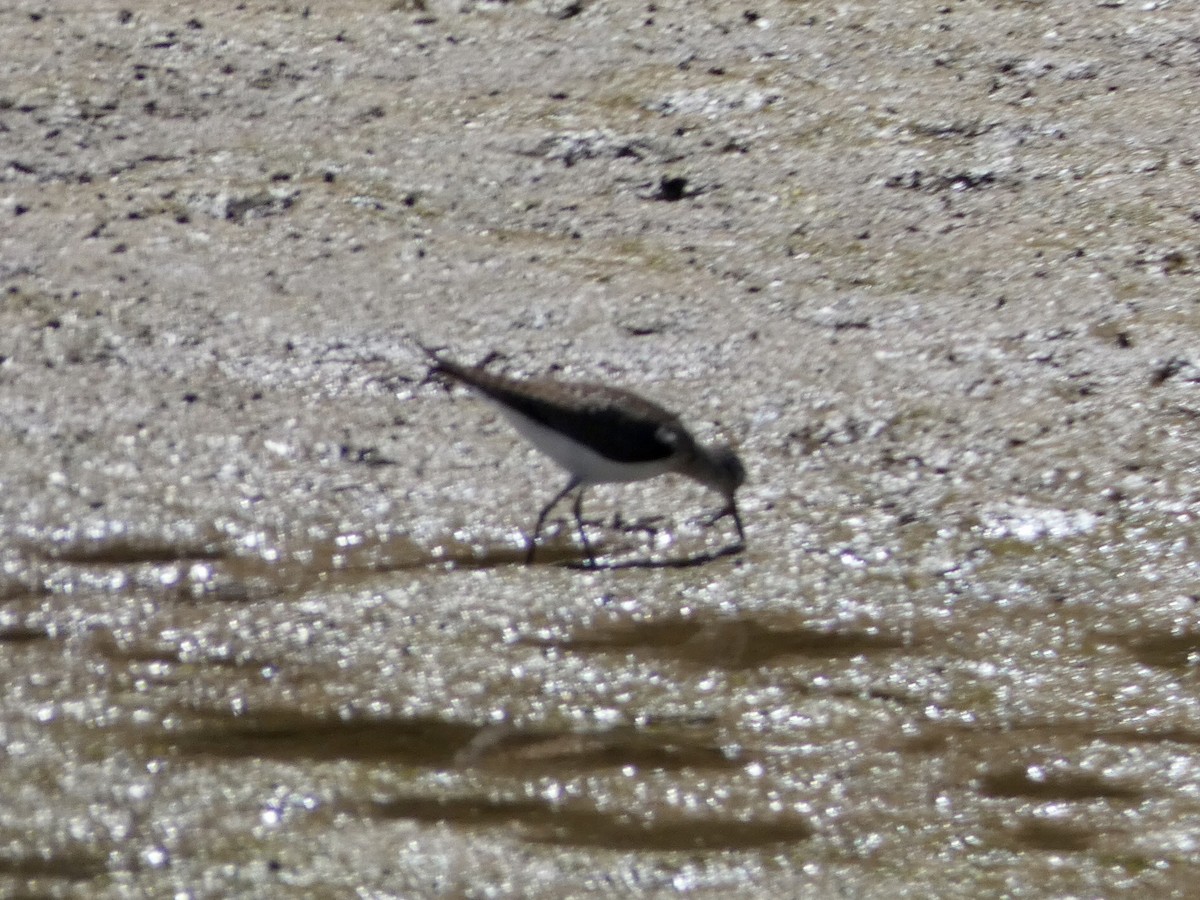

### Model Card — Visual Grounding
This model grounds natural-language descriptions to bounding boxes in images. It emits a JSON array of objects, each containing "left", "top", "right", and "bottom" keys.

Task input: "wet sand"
[{"left": 3, "top": 0, "right": 1200, "bottom": 896}]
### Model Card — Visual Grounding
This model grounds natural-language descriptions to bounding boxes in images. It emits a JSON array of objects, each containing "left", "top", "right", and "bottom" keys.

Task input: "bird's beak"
[
  {"left": 708, "top": 499, "right": 745, "bottom": 546},
  {"left": 729, "top": 500, "right": 745, "bottom": 546}
]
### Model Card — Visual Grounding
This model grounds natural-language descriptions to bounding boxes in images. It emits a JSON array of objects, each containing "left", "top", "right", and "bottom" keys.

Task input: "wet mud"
[{"left": 3, "top": 0, "right": 1200, "bottom": 896}]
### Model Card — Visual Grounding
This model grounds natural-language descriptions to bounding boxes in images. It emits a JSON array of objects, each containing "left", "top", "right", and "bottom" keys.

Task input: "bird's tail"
[{"left": 415, "top": 340, "right": 480, "bottom": 387}]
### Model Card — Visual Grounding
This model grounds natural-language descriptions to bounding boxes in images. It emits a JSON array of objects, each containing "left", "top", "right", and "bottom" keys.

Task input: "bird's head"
[{"left": 697, "top": 442, "right": 746, "bottom": 502}]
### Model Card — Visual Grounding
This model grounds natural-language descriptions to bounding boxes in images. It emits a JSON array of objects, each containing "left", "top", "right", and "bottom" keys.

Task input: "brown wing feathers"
[{"left": 424, "top": 349, "right": 684, "bottom": 464}]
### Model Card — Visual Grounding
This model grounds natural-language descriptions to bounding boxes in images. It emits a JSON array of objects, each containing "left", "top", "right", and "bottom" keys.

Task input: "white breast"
[{"left": 498, "top": 407, "right": 679, "bottom": 485}]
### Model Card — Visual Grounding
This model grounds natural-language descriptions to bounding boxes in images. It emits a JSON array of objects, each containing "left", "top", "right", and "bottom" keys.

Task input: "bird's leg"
[
  {"left": 572, "top": 487, "right": 595, "bottom": 567},
  {"left": 526, "top": 476, "right": 582, "bottom": 564}
]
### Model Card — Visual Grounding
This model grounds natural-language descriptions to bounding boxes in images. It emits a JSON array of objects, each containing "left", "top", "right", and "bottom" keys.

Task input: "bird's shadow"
[{"left": 563, "top": 541, "right": 746, "bottom": 571}]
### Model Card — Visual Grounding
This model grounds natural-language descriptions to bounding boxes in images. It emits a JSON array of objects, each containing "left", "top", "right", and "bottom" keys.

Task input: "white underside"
[{"left": 498, "top": 406, "right": 678, "bottom": 485}]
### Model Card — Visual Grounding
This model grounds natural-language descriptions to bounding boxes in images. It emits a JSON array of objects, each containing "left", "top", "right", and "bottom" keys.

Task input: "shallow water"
[{"left": 4, "top": 501, "right": 1200, "bottom": 896}]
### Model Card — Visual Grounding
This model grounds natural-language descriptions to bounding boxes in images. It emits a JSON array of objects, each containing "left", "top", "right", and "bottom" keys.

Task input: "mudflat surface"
[{"left": 2, "top": 0, "right": 1200, "bottom": 896}]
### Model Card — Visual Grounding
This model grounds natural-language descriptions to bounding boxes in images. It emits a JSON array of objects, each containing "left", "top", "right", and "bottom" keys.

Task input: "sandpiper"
[{"left": 423, "top": 346, "right": 746, "bottom": 566}]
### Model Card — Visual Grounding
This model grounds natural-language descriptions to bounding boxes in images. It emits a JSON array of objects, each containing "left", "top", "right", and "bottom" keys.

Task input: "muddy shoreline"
[{"left": 3, "top": 1, "right": 1200, "bottom": 896}]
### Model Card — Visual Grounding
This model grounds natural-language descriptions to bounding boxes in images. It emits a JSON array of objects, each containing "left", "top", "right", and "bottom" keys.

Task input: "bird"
[{"left": 422, "top": 345, "right": 746, "bottom": 566}]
